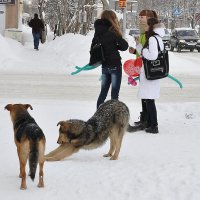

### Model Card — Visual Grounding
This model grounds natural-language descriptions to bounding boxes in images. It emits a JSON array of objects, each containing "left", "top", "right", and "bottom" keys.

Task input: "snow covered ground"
[{"left": 0, "top": 25, "right": 200, "bottom": 200}]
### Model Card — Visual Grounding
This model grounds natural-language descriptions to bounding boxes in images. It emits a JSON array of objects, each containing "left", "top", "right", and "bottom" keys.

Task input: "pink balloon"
[{"left": 128, "top": 76, "right": 137, "bottom": 86}]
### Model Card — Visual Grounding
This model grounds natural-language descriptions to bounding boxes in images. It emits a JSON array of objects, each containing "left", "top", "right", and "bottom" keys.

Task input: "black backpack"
[
  {"left": 142, "top": 36, "right": 169, "bottom": 80},
  {"left": 89, "top": 36, "right": 105, "bottom": 65}
]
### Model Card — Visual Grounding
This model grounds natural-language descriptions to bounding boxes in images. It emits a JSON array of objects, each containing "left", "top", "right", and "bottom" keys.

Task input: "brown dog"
[
  {"left": 45, "top": 100, "right": 130, "bottom": 161},
  {"left": 5, "top": 104, "right": 46, "bottom": 190}
]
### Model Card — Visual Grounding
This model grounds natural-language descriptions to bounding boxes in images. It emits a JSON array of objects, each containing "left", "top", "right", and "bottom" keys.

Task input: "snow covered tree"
[
  {"left": 44, "top": 0, "right": 98, "bottom": 35},
  {"left": 101, "top": 0, "right": 109, "bottom": 9}
]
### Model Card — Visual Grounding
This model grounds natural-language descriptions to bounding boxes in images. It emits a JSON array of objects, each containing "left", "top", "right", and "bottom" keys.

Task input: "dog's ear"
[
  {"left": 24, "top": 104, "right": 33, "bottom": 110},
  {"left": 57, "top": 121, "right": 66, "bottom": 127},
  {"left": 57, "top": 121, "right": 71, "bottom": 130},
  {"left": 4, "top": 104, "right": 13, "bottom": 111}
]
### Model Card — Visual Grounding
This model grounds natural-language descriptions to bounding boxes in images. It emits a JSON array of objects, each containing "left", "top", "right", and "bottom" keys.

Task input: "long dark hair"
[
  {"left": 144, "top": 18, "right": 159, "bottom": 48},
  {"left": 101, "top": 10, "right": 122, "bottom": 37},
  {"left": 139, "top": 10, "right": 158, "bottom": 19}
]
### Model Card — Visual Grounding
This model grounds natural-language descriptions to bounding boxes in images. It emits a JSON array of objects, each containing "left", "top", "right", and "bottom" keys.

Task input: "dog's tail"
[{"left": 29, "top": 140, "right": 39, "bottom": 181}]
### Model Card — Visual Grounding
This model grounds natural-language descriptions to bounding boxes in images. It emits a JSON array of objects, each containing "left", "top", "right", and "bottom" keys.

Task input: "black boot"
[
  {"left": 145, "top": 126, "right": 159, "bottom": 134},
  {"left": 127, "top": 123, "right": 144, "bottom": 132},
  {"left": 127, "top": 117, "right": 151, "bottom": 133},
  {"left": 134, "top": 112, "right": 147, "bottom": 126}
]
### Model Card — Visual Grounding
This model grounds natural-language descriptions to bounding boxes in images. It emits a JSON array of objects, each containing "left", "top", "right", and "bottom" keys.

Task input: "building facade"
[{"left": 0, "top": 0, "right": 23, "bottom": 42}]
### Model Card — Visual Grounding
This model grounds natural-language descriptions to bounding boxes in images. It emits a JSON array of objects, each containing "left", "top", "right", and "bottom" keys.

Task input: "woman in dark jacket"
[{"left": 90, "top": 10, "right": 128, "bottom": 109}]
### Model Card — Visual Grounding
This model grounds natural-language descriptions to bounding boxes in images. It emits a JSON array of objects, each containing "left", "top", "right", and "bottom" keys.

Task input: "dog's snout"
[
  {"left": 57, "top": 134, "right": 67, "bottom": 144},
  {"left": 57, "top": 140, "right": 64, "bottom": 144}
]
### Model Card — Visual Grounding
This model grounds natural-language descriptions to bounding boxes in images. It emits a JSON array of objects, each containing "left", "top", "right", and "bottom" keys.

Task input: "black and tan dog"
[
  {"left": 5, "top": 104, "right": 46, "bottom": 190},
  {"left": 45, "top": 100, "right": 130, "bottom": 161}
]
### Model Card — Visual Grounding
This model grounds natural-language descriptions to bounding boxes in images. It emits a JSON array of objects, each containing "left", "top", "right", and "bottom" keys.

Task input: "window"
[{"left": 177, "top": 30, "right": 198, "bottom": 37}]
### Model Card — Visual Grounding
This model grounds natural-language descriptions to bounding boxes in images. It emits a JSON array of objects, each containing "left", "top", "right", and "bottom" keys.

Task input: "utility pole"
[
  {"left": 122, "top": 6, "right": 127, "bottom": 38},
  {"left": 119, "top": 0, "right": 127, "bottom": 38}
]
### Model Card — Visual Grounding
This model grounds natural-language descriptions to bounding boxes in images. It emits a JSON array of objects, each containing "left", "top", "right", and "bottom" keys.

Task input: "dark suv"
[
  {"left": 129, "top": 29, "right": 140, "bottom": 37},
  {"left": 170, "top": 28, "right": 200, "bottom": 52},
  {"left": 162, "top": 29, "right": 170, "bottom": 48}
]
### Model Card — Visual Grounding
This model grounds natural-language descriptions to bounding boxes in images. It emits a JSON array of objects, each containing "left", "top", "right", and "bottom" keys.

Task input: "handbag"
[
  {"left": 89, "top": 36, "right": 105, "bottom": 65},
  {"left": 142, "top": 36, "right": 169, "bottom": 80}
]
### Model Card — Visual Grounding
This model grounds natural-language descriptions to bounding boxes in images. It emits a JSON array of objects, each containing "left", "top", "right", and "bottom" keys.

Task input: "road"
[
  {"left": 0, "top": 51, "right": 200, "bottom": 103},
  {"left": 0, "top": 72, "right": 200, "bottom": 103}
]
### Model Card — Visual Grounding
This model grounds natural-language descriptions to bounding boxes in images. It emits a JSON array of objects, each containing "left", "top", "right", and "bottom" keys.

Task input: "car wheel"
[
  {"left": 190, "top": 49, "right": 194, "bottom": 52},
  {"left": 198, "top": 49, "right": 200, "bottom": 52},
  {"left": 177, "top": 45, "right": 181, "bottom": 52}
]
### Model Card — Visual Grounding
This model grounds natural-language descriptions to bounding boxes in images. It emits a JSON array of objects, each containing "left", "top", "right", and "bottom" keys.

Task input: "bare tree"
[
  {"left": 37, "top": 0, "right": 46, "bottom": 21},
  {"left": 101, "top": 0, "right": 109, "bottom": 9},
  {"left": 44, "top": 0, "right": 97, "bottom": 35}
]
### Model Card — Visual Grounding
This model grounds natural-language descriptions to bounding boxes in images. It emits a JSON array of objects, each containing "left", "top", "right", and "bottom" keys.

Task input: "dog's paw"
[
  {"left": 110, "top": 156, "right": 118, "bottom": 160},
  {"left": 37, "top": 183, "right": 44, "bottom": 188},
  {"left": 20, "top": 185, "right": 27, "bottom": 190},
  {"left": 103, "top": 153, "right": 112, "bottom": 157}
]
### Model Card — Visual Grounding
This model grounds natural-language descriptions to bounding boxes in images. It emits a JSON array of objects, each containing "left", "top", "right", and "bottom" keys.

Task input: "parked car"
[
  {"left": 129, "top": 29, "right": 140, "bottom": 38},
  {"left": 162, "top": 29, "right": 170, "bottom": 48},
  {"left": 169, "top": 28, "right": 200, "bottom": 52}
]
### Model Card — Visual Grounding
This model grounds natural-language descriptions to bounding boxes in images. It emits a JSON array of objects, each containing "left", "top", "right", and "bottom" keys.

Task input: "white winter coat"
[{"left": 136, "top": 25, "right": 165, "bottom": 99}]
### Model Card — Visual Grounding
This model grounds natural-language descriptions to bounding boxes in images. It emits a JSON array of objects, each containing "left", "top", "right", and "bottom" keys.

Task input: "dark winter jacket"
[
  {"left": 90, "top": 19, "right": 128, "bottom": 68},
  {"left": 29, "top": 17, "right": 44, "bottom": 33}
]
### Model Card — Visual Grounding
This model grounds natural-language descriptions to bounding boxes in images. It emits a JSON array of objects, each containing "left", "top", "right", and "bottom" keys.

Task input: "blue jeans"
[
  {"left": 32, "top": 32, "right": 40, "bottom": 49},
  {"left": 97, "top": 66, "right": 122, "bottom": 109}
]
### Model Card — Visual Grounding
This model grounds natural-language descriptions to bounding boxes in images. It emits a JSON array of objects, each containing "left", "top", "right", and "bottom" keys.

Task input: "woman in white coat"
[{"left": 136, "top": 18, "right": 165, "bottom": 133}]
